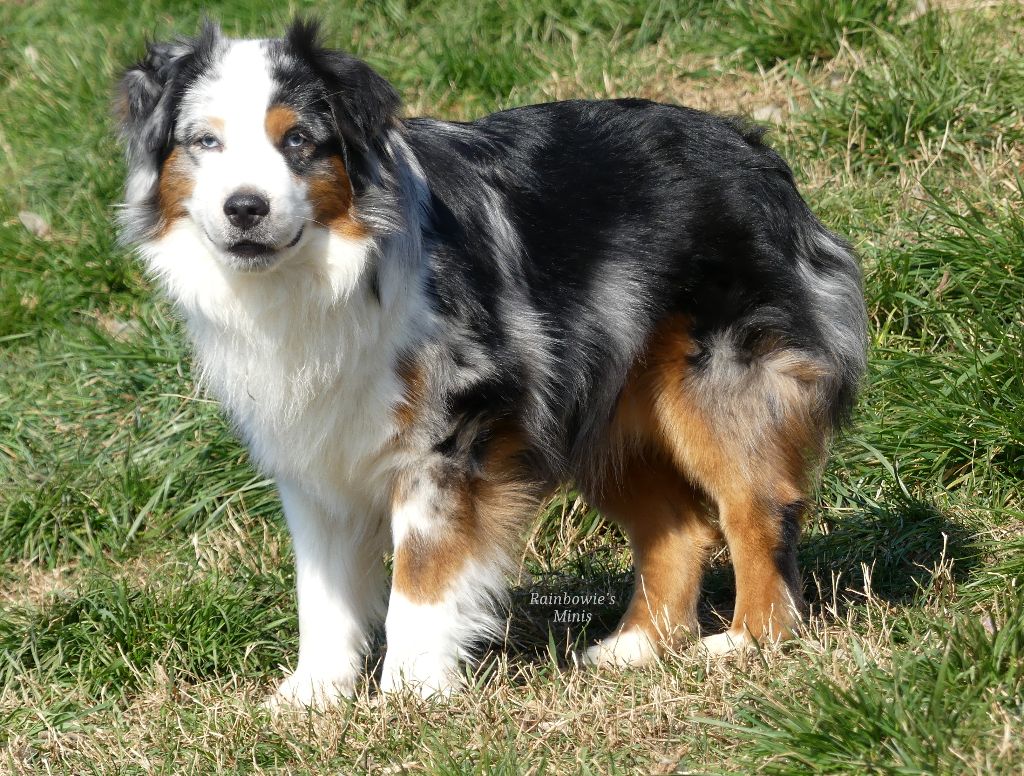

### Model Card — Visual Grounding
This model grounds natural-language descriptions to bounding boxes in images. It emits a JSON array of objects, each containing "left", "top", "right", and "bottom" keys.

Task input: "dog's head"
[{"left": 117, "top": 19, "right": 399, "bottom": 273}]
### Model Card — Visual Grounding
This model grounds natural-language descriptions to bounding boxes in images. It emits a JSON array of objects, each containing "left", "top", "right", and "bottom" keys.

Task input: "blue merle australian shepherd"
[{"left": 117, "top": 19, "right": 868, "bottom": 705}]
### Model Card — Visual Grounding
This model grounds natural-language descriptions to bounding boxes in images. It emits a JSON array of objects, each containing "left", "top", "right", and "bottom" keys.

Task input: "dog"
[{"left": 116, "top": 19, "right": 867, "bottom": 705}]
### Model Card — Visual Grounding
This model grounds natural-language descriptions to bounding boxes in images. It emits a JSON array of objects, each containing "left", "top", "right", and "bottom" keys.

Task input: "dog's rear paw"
[
  {"left": 581, "top": 628, "right": 658, "bottom": 668},
  {"left": 699, "top": 629, "right": 754, "bottom": 656}
]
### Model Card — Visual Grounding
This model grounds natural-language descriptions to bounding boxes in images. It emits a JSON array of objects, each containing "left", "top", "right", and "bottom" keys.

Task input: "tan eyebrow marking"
[{"left": 264, "top": 104, "right": 297, "bottom": 145}]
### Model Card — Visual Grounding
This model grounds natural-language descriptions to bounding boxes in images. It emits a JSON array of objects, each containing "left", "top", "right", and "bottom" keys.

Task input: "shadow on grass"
[
  {"left": 504, "top": 553, "right": 636, "bottom": 665},
  {"left": 799, "top": 494, "right": 982, "bottom": 605},
  {"left": 495, "top": 493, "right": 983, "bottom": 666}
]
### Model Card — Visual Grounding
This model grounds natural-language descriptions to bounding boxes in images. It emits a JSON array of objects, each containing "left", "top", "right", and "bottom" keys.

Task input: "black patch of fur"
[
  {"left": 775, "top": 501, "right": 806, "bottom": 609},
  {"left": 271, "top": 18, "right": 401, "bottom": 191},
  {"left": 118, "top": 21, "right": 222, "bottom": 167},
  {"left": 395, "top": 100, "right": 866, "bottom": 481}
]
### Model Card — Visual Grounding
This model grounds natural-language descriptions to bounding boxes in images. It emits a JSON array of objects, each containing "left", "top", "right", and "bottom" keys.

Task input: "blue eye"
[
  {"left": 196, "top": 134, "right": 221, "bottom": 150},
  {"left": 283, "top": 130, "right": 307, "bottom": 148}
]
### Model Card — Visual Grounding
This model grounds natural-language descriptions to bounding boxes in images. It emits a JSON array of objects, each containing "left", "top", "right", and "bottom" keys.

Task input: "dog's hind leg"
[
  {"left": 583, "top": 450, "right": 718, "bottom": 666},
  {"left": 624, "top": 318, "right": 827, "bottom": 653}
]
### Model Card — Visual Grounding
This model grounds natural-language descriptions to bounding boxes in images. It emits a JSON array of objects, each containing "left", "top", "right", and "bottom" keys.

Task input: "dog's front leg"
[
  {"left": 379, "top": 469, "right": 514, "bottom": 698},
  {"left": 268, "top": 479, "right": 388, "bottom": 708}
]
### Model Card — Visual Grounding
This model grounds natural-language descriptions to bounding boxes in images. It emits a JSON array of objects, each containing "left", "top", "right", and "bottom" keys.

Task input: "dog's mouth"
[
  {"left": 227, "top": 240, "right": 275, "bottom": 258},
  {"left": 226, "top": 226, "right": 304, "bottom": 260}
]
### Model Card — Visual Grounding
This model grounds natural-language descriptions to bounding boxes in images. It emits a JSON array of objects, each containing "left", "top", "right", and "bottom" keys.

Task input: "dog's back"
[{"left": 403, "top": 99, "right": 866, "bottom": 480}]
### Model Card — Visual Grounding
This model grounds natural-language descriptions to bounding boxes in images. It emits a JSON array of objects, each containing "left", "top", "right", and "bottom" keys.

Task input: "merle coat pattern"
[{"left": 117, "top": 19, "right": 867, "bottom": 704}]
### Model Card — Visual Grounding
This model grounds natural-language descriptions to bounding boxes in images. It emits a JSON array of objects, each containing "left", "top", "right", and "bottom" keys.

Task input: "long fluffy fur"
[{"left": 117, "top": 19, "right": 868, "bottom": 701}]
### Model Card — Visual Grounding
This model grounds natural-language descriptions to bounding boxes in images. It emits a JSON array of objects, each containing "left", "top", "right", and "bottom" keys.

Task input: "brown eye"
[{"left": 283, "top": 130, "right": 307, "bottom": 149}]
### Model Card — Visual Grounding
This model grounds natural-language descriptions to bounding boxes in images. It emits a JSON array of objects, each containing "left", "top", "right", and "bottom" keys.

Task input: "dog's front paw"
[
  {"left": 263, "top": 670, "right": 357, "bottom": 710},
  {"left": 379, "top": 653, "right": 463, "bottom": 699},
  {"left": 581, "top": 627, "right": 659, "bottom": 668}
]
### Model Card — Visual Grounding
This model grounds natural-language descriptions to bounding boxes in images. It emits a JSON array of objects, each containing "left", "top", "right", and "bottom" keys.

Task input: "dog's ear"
[
  {"left": 118, "top": 47, "right": 179, "bottom": 166},
  {"left": 285, "top": 18, "right": 400, "bottom": 159},
  {"left": 117, "top": 36, "right": 196, "bottom": 159},
  {"left": 116, "top": 23, "right": 221, "bottom": 240}
]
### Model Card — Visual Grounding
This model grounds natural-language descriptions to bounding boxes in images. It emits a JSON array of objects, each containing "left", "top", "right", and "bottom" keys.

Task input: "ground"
[{"left": 1, "top": 1, "right": 1022, "bottom": 773}]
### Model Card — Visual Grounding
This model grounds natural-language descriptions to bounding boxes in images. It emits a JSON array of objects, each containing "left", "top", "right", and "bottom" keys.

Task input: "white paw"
[
  {"left": 582, "top": 628, "right": 658, "bottom": 668},
  {"left": 699, "top": 629, "right": 753, "bottom": 656},
  {"left": 263, "top": 670, "right": 357, "bottom": 710},
  {"left": 379, "top": 654, "right": 463, "bottom": 699}
]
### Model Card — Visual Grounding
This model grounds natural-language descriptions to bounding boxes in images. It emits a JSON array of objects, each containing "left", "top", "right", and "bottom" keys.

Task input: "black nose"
[{"left": 223, "top": 192, "right": 270, "bottom": 230}]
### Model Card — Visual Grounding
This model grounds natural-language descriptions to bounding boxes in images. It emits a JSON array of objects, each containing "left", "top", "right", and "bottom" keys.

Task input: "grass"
[
  {"left": 715, "top": 0, "right": 909, "bottom": 66},
  {"left": 1, "top": 0, "right": 1023, "bottom": 773},
  {"left": 713, "top": 593, "right": 1024, "bottom": 773},
  {"left": 807, "top": 9, "right": 1024, "bottom": 167}
]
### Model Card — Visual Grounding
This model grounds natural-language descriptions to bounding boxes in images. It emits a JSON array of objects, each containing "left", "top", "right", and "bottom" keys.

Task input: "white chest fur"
[
  {"left": 192, "top": 297, "right": 405, "bottom": 502},
  {"left": 146, "top": 225, "right": 419, "bottom": 512}
]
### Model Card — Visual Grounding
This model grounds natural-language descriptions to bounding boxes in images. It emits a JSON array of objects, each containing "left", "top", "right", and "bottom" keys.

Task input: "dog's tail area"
[
  {"left": 791, "top": 220, "right": 870, "bottom": 433},
  {"left": 595, "top": 216, "right": 868, "bottom": 642},
  {"left": 669, "top": 206, "right": 868, "bottom": 494}
]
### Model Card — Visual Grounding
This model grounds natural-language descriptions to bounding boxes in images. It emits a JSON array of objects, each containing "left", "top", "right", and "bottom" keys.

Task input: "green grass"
[
  {"left": 806, "top": 9, "right": 1024, "bottom": 167},
  {"left": 711, "top": 594, "right": 1024, "bottom": 774},
  {"left": 1, "top": 562, "right": 291, "bottom": 698},
  {"left": 2, "top": 0, "right": 1023, "bottom": 773},
  {"left": 716, "top": 0, "right": 908, "bottom": 66}
]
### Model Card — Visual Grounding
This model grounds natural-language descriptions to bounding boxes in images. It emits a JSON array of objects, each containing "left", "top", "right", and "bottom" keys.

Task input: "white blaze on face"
[{"left": 178, "top": 40, "right": 311, "bottom": 257}]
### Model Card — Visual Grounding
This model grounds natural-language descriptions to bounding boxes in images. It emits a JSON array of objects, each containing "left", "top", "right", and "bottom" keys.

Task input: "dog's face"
[{"left": 117, "top": 20, "right": 399, "bottom": 273}]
